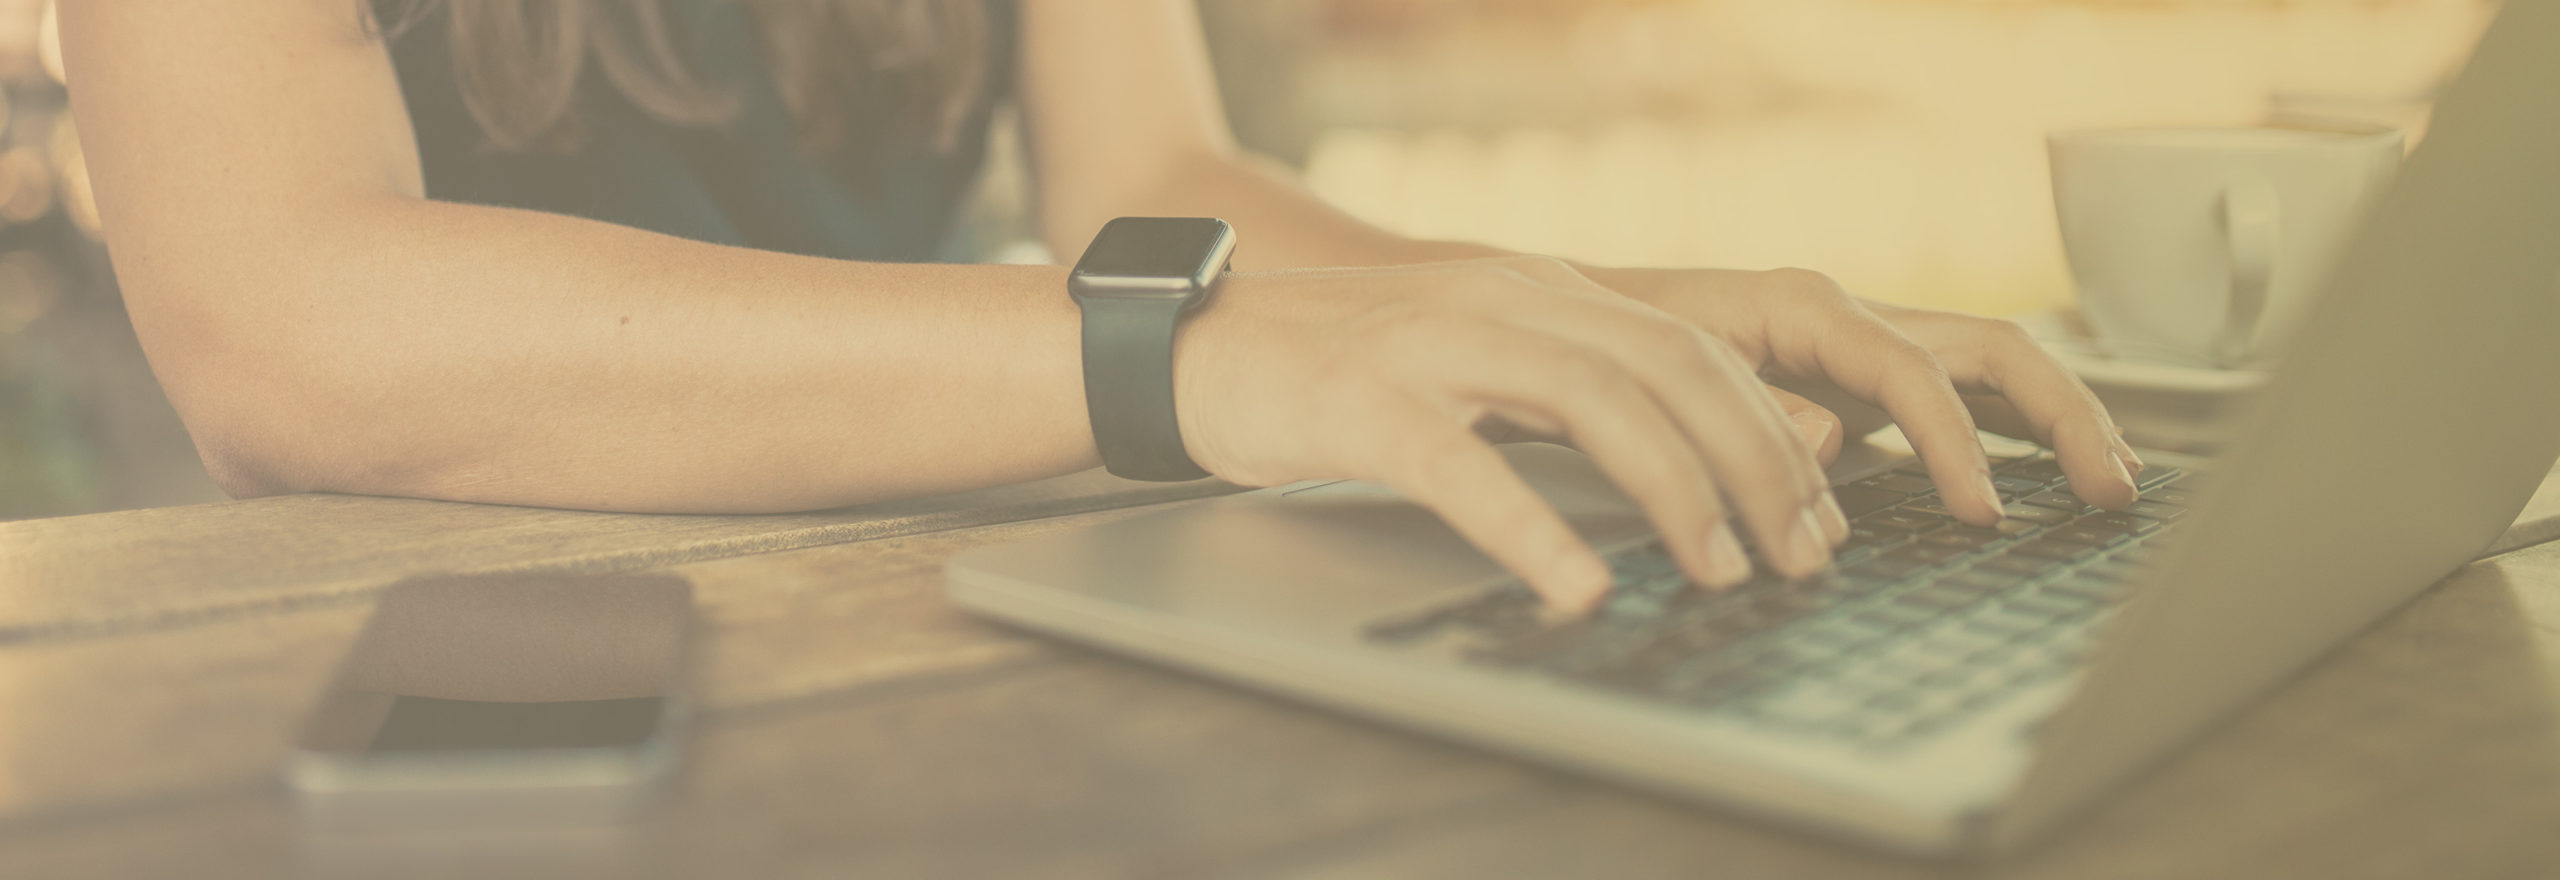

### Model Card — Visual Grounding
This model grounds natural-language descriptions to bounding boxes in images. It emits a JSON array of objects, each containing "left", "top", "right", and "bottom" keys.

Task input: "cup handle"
[{"left": 2214, "top": 179, "right": 2281, "bottom": 368}]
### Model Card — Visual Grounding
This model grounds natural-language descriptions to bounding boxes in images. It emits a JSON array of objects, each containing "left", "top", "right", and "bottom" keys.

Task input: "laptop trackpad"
[{"left": 1030, "top": 444, "right": 1650, "bottom": 633}]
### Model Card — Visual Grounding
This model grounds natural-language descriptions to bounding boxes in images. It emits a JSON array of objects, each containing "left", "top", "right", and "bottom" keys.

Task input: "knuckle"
[
  {"left": 1633, "top": 317, "right": 1710, "bottom": 364},
  {"left": 1760, "top": 266, "right": 1851, "bottom": 304},
  {"left": 1965, "top": 317, "right": 2042, "bottom": 364},
  {"left": 1983, "top": 317, "right": 2039, "bottom": 347},
  {"left": 1544, "top": 344, "right": 1626, "bottom": 389},
  {"left": 1497, "top": 253, "right": 1576, "bottom": 281},
  {"left": 1891, "top": 340, "right": 1954, "bottom": 382}
]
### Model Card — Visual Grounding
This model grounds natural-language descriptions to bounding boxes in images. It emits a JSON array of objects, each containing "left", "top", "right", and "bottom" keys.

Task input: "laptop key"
[
  {"left": 1939, "top": 565, "right": 2024, "bottom": 589},
  {"left": 1843, "top": 556, "right": 1927, "bottom": 581},
  {"left": 2080, "top": 512, "right": 2156, "bottom": 535},
  {"left": 1791, "top": 619, "right": 1886, "bottom": 650},
  {"left": 2045, "top": 525, "right": 2127, "bottom": 547},
  {"left": 1751, "top": 589, "right": 1834, "bottom": 620},
  {"left": 1999, "top": 458, "right": 2067, "bottom": 484},
  {"left": 1977, "top": 554, "right": 2057, "bottom": 578},
  {"left": 1923, "top": 574, "right": 2008, "bottom": 600},
  {"left": 1992, "top": 475, "right": 2048, "bottom": 498},
  {"left": 1842, "top": 525, "right": 1914, "bottom": 556},
  {"left": 2019, "top": 490, "right": 2092, "bottom": 513},
  {"left": 1893, "top": 587, "right": 1976, "bottom": 612},
  {"left": 1920, "top": 528, "right": 2008, "bottom": 551},
  {"left": 2137, "top": 467, "right": 2186, "bottom": 491},
  {"left": 1854, "top": 602, "right": 1938, "bottom": 630},
  {"left": 2000, "top": 504, "right": 2073, "bottom": 526},
  {"left": 1961, "top": 608, "right": 2048, "bottom": 638},
  {"left": 2125, "top": 500, "right": 2187, "bottom": 520},
  {"left": 1617, "top": 542, "right": 1677, "bottom": 573},
  {"left": 2006, "top": 591, "right": 2094, "bottom": 619},
  {"left": 2007, "top": 537, "right": 2095, "bottom": 561},
  {"left": 1882, "top": 542, "right": 1967, "bottom": 566},
  {"left": 1865, "top": 473, "right": 1938, "bottom": 495},
  {"left": 1894, "top": 583, "right": 1986, "bottom": 611},
  {"left": 1867, "top": 509, "right": 1952, "bottom": 534},
  {"left": 1831, "top": 483, "right": 1910, "bottom": 519}
]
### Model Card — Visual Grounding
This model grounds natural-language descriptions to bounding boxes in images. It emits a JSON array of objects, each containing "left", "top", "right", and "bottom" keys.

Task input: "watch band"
[{"left": 1078, "top": 295, "right": 1211, "bottom": 481}]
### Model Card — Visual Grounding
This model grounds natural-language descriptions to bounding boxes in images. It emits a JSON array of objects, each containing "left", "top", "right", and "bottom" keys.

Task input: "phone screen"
[
  {"left": 359, "top": 695, "right": 666, "bottom": 753},
  {"left": 292, "top": 572, "right": 693, "bottom": 763}
]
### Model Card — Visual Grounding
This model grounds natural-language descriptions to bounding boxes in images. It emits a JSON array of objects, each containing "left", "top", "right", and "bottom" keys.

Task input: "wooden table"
[{"left": 7, "top": 454, "right": 2560, "bottom": 879}]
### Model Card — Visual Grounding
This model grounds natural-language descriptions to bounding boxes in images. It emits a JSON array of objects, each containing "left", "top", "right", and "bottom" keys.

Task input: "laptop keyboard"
[{"left": 1363, "top": 456, "right": 2193, "bottom": 747}]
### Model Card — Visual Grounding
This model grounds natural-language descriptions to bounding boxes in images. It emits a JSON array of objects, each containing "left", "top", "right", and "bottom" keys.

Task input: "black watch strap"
[{"left": 1079, "top": 296, "right": 1211, "bottom": 481}]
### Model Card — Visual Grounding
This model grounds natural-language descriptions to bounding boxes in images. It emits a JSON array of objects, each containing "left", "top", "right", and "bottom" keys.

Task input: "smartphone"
[{"left": 287, "top": 571, "right": 694, "bottom": 832}]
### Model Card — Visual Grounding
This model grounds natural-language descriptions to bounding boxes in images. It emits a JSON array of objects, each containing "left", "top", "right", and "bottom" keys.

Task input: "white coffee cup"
[{"left": 2049, "top": 124, "right": 2402, "bottom": 369}]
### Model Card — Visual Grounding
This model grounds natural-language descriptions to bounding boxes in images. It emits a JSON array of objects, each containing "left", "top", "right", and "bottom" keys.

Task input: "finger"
[
  {"left": 1483, "top": 276, "right": 1836, "bottom": 575},
  {"left": 1423, "top": 335, "right": 1761, "bottom": 590},
  {"left": 1373, "top": 416, "right": 1614, "bottom": 612},
  {"left": 1927, "top": 326, "right": 2139, "bottom": 509},
  {"left": 1963, "top": 393, "right": 2138, "bottom": 476},
  {"left": 1772, "top": 310, "right": 2002, "bottom": 525},
  {"left": 1765, "top": 385, "right": 1848, "bottom": 541},
  {"left": 1766, "top": 385, "right": 1846, "bottom": 466}
]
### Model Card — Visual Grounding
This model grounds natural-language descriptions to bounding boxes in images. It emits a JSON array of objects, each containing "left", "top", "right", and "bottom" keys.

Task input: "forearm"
[
  {"left": 1052, "top": 150, "right": 1509, "bottom": 271},
  {"left": 137, "top": 196, "right": 1096, "bottom": 513},
  {"left": 1128, "top": 157, "right": 1706, "bottom": 303}
]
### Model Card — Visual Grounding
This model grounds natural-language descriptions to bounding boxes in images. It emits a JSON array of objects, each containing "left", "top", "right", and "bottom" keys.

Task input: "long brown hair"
[{"left": 373, "top": 0, "right": 988, "bottom": 155}]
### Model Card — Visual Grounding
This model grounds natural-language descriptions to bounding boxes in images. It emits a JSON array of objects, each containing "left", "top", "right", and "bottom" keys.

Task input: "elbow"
[
  {"left": 163, "top": 363, "right": 359, "bottom": 501},
  {"left": 140, "top": 300, "right": 440, "bottom": 501},
  {"left": 191, "top": 426, "right": 294, "bottom": 500},
  {"left": 175, "top": 371, "right": 453, "bottom": 502}
]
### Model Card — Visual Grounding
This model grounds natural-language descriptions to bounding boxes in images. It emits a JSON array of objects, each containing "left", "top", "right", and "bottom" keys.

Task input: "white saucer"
[{"left": 2008, "top": 309, "right": 2268, "bottom": 453}]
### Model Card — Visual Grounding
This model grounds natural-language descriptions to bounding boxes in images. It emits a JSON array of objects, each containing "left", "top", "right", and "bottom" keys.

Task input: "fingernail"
[
  {"left": 1783, "top": 508, "right": 1831, "bottom": 577},
  {"left": 2109, "top": 449, "right": 2140, "bottom": 499},
  {"left": 1976, "top": 471, "right": 2004, "bottom": 514},
  {"left": 1789, "top": 412, "right": 1834, "bottom": 451},
  {"left": 1699, "top": 523, "right": 1751, "bottom": 588},
  {"left": 1814, "top": 492, "right": 1848, "bottom": 544},
  {"left": 2117, "top": 440, "right": 2147, "bottom": 474}
]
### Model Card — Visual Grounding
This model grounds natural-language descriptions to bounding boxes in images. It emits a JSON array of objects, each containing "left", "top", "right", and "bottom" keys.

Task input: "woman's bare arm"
[
  {"left": 1016, "top": 0, "right": 2145, "bottom": 509},
  {"left": 64, "top": 0, "right": 2135, "bottom": 608},
  {"left": 62, "top": 0, "right": 1101, "bottom": 512}
]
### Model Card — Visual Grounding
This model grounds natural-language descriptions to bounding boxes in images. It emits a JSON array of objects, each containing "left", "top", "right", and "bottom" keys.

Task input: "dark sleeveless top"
[{"left": 377, "top": 0, "right": 1016, "bottom": 263}]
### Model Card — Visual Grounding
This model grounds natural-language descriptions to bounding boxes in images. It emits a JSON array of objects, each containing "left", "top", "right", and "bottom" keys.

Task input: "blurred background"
[{"left": 0, "top": 0, "right": 2495, "bottom": 520}]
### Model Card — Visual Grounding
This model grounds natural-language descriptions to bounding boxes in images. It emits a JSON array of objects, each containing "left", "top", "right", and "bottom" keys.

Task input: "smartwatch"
[{"left": 1069, "top": 217, "right": 1237, "bottom": 481}]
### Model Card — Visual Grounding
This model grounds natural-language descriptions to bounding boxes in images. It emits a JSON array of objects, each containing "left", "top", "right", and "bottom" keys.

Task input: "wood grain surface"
[
  {"left": 0, "top": 469, "right": 1236, "bottom": 642},
  {"left": 5, "top": 457, "right": 2559, "bottom": 878}
]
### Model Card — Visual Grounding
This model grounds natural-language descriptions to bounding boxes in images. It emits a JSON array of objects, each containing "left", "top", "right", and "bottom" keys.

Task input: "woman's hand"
[
  {"left": 1172, "top": 257, "right": 1852, "bottom": 612},
  {"left": 1595, "top": 266, "right": 2144, "bottom": 519}
]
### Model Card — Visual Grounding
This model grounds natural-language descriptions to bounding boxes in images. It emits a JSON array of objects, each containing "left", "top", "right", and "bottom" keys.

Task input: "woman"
[{"left": 59, "top": 0, "right": 2138, "bottom": 612}]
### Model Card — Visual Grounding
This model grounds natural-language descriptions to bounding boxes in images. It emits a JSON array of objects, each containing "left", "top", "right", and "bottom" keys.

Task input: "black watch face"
[{"left": 1075, "top": 218, "right": 1232, "bottom": 284}]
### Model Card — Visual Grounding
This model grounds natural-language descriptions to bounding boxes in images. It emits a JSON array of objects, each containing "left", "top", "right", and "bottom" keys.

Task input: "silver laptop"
[{"left": 947, "top": 2, "right": 2560, "bottom": 856}]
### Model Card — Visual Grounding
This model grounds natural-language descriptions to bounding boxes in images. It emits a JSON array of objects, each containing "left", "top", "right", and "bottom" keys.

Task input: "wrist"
[
  {"left": 1168, "top": 271, "right": 1272, "bottom": 481},
  {"left": 1069, "top": 217, "right": 1234, "bottom": 481}
]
